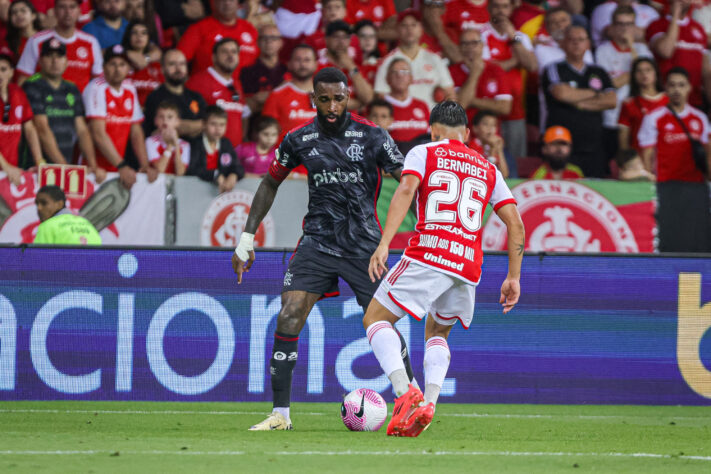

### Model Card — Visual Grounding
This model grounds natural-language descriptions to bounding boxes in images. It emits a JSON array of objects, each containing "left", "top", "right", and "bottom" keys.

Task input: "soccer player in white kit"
[{"left": 363, "top": 100, "right": 525, "bottom": 437}]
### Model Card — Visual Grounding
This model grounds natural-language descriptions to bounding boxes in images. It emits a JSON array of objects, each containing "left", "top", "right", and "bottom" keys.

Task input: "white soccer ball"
[{"left": 340, "top": 388, "right": 388, "bottom": 432}]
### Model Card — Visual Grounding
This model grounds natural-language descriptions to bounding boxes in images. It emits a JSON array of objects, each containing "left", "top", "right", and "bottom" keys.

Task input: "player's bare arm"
[
  {"left": 390, "top": 168, "right": 418, "bottom": 216},
  {"left": 232, "top": 174, "right": 282, "bottom": 283},
  {"left": 369, "top": 174, "right": 421, "bottom": 283},
  {"left": 495, "top": 202, "right": 525, "bottom": 314}
]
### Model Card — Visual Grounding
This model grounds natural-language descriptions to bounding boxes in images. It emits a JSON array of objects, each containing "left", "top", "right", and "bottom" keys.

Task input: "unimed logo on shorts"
[
  {"left": 482, "top": 180, "right": 638, "bottom": 253},
  {"left": 200, "top": 190, "right": 275, "bottom": 247}
]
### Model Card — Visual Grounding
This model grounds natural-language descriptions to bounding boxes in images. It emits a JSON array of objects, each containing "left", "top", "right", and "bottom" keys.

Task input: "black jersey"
[{"left": 268, "top": 113, "right": 404, "bottom": 258}]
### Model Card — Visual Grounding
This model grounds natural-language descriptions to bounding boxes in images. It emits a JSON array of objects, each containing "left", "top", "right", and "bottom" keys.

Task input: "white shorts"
[{"left": 374, "top": 258, "right": 476, "bottom": 329}]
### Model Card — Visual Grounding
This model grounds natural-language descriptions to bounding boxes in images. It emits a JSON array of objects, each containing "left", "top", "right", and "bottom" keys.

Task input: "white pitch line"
[
  {"left": 0, "top": 408, "right": 708, "bottom": 422},
  {"left": 0, "top": 450, "right": 709, "bottom": 462}
]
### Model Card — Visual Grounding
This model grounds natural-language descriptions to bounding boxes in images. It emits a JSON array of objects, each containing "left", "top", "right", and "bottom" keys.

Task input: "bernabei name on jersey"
[
  {"left": 437, "top": 155, "right": 489, "bottom": 179},
  {"left": 424, "top": 223, "right": 477, "bottom": 241}
]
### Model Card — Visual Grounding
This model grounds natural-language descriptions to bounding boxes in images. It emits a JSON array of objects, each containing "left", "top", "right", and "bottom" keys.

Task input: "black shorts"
[{"left": 283, "top": 245, "right": 380, "bottom": 310}]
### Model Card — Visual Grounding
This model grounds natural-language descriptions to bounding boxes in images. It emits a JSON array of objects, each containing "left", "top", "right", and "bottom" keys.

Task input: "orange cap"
[{"left": 543, "top": 126, "right": 572, "bottom": 144}]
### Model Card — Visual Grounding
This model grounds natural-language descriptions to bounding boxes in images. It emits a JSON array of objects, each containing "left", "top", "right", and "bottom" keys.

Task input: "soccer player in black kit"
[{"left": 233, "top": 67, "right": 418, "bottom": 430}]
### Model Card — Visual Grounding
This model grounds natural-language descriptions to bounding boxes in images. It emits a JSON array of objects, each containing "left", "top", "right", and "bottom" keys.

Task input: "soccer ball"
[{"left": 340, "top": 388, "right": 388, "bottom": 432}]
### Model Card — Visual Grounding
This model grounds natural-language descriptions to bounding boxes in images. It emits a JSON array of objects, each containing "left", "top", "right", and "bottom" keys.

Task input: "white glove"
[{"left": 234, "top": 232, "right": 255, "bottom": 261}]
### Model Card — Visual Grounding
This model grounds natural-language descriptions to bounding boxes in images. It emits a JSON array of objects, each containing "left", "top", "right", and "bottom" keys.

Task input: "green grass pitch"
[{"left": 1, "top": 401, "right": 710, "bottom": 473}]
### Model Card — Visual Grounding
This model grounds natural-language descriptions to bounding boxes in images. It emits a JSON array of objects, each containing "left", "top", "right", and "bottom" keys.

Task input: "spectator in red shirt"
[
  {"left": 469, "top": 110, "right": 509, "bottom": 177},
  {"left": 3, "top": 0, "right": 41, "bottom": 60},
  {"left": 645, "top": 0, "right": 709, "bottom": 107},
  {"left": 301, "top": 0, "right": 348, "bottom": 60},
  {"left": 145, "top": 101, "right": 190, "bottom": 176},
  {"left": 122, "top": 21, "right": 163, "bottom": 106},
  {"left": 262, "top": 44, "right": 318, "bottom": 143},
  {"left": 353, "top": 20, "right": 381, "bottom": 84},
  {"left": 317, "top": 21, "right": 373, "bottom": 110},
  {"left": 83, "top": 45, "right": 156, "bottom": 189},
  {"left": 452, "top": 28, "right": 513, "bottom": 125},
  {"left": 383, "top": 58, "right": 430, "bottom": 151},
  {"left": 618, "top": 57, "right": 668, "bottom": 153},
  {"left": 239, "top": 24, "right": 287, "bottom": 117},
  {"left": 0, "top": 53, "right": 43, "bottom": 185},
  {"left": 531, "top": 125, "right": 583, "bottom": 179},
  {"left": 482, "top": 0, "right": 538, "bottom": 161},
  {"left": 16, "top": 0, "right": 103, "bottom": 92},
  {"left": 177, "top": 0, "right": 259, "bottom": 77},
  {"left": 345, "top": 0, "right": 398, "bottom": 41},
  {"left": 442, "top": 0, "right": 489, "bottom": 42},
  {"left": 638, "top": 67, "right": 710, "bottom": 252},
  {"left": 186, "top": 37, "right": 250, "bottom": 147}
]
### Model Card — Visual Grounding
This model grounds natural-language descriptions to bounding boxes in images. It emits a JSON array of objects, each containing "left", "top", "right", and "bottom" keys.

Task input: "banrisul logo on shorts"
[
  {"left": 482, "top": 180, "right": 639, "bottom": 252},
  {"left": 313, "top": 168, "right": 364, "bottom": 187}
]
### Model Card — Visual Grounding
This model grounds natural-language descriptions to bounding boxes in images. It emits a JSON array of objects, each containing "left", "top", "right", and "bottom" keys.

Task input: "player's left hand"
[
  {"left": 368, "top": 244, "right": 389, "bottom": 282},
  {"left": 232, "top": 250, "right": 256, "bottom": 284},
  {"left": 499, "top": 278, "right": 520, "bottom": 314}
]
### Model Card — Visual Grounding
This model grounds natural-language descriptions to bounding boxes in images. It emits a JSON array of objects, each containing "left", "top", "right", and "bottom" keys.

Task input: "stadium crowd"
[{"left": 0, "top": 0, "right": 708, "bottom": 190}]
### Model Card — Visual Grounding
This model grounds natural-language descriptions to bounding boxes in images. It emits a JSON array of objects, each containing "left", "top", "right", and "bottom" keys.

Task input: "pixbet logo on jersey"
[
  {"left": 313, "top": 168, "right": 364, "bottom": 187},
  {"left": 482, "top": 180, "right": 638, "bottom": 253}
]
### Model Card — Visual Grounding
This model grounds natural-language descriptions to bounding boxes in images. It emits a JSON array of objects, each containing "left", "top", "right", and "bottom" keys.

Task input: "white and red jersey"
[
  {"left": 177, "top": 17, "right": 258, "bottom": 76},
  {"left": 145, "top": 135, "right": 191, "bottom": 175},
  {"left": 186, "top": 67, "right": 250, "bottom": 147},
  {"left": 449, "top": 61, "right": 512, "bottom": 123},
  {"left": 128, "top": 62, "right": 164, "bottom": 106},
  {"left": 0, "top": 84, "right": 33, "bottom": 167},
  {"left": 17, "top": 29, "right": 102, "bottom": 91},
  {"left": 442, "top": 0, "right": 490, "bottom": 42},
  {"left": 481, "top": 24, "right": 533, "bottom": 121},
  {"left": 384, "top": 94, "right": 430, "bottom": 143},
  {"left": 618, "top": 93, "right": 669, "bottom": 151},
  {"left": 646, "top": 15, "right": 708, "bottom": 106},
  {"left": 261, "top": 82, "right": 316, "bottom": 142},
  {"left": 638, "top": 104, "right": 710, "bottom": 183},
  {"left": 401, "top": 139, "right": 516, "bottom": 285},
  {"left": 83, "top": 78, "right": 143, "bottom": 171},
  {"left": 346, "top": 0, "right": 397, "bottom": 26}
]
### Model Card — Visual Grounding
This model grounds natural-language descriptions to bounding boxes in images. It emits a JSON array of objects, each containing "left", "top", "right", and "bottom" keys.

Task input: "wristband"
[
  {"left": 234, "top": 232, "right": 255, "bottom": 261},
  {"left": 117, "top": 160, "right": 129, "bottom": 169}
]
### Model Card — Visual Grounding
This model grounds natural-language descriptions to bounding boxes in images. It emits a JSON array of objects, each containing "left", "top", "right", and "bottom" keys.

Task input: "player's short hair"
[
  {"left": 0, "top": 53, "right": 14, "bottom": 68},
  {"left": 37, "top": 185, "right": 66, "bottom": 203},
  {"left": 156, "top": 101, "right": 180, "bottom": 115},
  {"left": 205, "top": 105, "right": 227, "bottom": 120},
  {"left": 429, "top": 101, "right": 468, "bottom": 128},
  {"left": 666, "top": 66, "right": 690, "bottom": 82},
  {"left": 254, "top": 115, "right": 281, "bottom": 134},
  {"left": 322, "top": 0, "right": 345, "bottom": 7},
  {"left": 471, "top": 109, "right": 497, "bottom": 127},
  {"left": 612, "top": 5, "right": 635, "bottom": 23},
  {"left": 213, "top": 37, "right": 239, "bottom": 55},
  {"left": 367, "top": 98, "right": 393, "bottom": 117},
  {"left": 313, "top": 67, "right": 348, "bottom": 90},
  {"left": 290, "top": 43, "right": 317, "bottom": 60},
  {"left": 387, "top": 58, "right": 411, "bottom": 75}
]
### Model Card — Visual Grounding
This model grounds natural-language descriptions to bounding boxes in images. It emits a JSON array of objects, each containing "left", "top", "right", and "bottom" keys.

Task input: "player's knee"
[{"left": 276, "top": 305, "right": 308, "bottom": 335}]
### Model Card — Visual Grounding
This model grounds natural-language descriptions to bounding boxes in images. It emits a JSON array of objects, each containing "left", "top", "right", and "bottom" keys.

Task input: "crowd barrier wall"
[{"left": 1, "top": 247, "right": 710, "bottom": 405}]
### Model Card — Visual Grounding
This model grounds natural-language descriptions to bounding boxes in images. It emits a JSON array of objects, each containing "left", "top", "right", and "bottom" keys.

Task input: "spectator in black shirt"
[
  {"left": 143, "top": 48, "right": 206, "bottom": 139},
  {"left": 22, "top": 38, "right": 102, "bottom": 181},
  {"left": 239, "top": 24, "right": 287, "bottom": 117},
  {"left": 541, "top": 26, "right": 616, "bottom": 177}
]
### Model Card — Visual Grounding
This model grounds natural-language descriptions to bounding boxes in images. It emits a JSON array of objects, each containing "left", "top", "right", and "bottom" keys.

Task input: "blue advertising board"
[{"left": 0, "top": 247, "right": 710, "bottom": 405}]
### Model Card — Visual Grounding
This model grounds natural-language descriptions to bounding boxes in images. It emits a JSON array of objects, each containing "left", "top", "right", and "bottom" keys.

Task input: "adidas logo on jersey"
[{"left": 308, "top": 148, "right": 320, "bottom": 156}]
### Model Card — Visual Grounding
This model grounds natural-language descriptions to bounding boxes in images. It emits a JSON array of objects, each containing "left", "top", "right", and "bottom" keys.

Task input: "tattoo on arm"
[{"left": 517, "top": 240, "right": 525, "bottom": 256}]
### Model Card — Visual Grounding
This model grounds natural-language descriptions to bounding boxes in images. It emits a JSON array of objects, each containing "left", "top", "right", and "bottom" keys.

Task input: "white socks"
[
  {"left": 273, "top": 407, "right": 290, "bottom": 420},
  {"left": 423, "top": 336, "right": 450, "bottom": 406},
  {"left": 366, "top": 321, "right": 409, "bottom": 396}
]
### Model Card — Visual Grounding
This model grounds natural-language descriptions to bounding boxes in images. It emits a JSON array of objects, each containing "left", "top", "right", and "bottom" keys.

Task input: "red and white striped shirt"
[
  {"left": 83, "top": 78, "right": 143, "bottom": 171},
  {"left": 262, "top": 82, "right": 316, "bottom": 142},
  {"left": 401, "top": 139, "right": 516, "bottom": 285},
  {"left": 17, "top": 29, "right": 102, "bottom": 91}
]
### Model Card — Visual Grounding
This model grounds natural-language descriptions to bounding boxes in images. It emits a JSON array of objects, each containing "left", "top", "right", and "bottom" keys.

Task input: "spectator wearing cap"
[
  {"left": 591, "top": 0, "right": 659, "bottom": 47},
  {"left": 82, "top": 0, "right": 130, "bottom": 49},
  {"left": 646, "top": 0, "right": 709, "bottom": 108},
  {"left": 317, "top": 20, "right": 373, "bottom": 110},
  {"left": 541, "top": 26, "right": 616, "bottom": 178},
  {"left": 345, "top": 0, "right": 398, "bottom": 41},
  {"left": 17, "top": 0, "right": 102, "bottom": 92},
  {"left": 23, "top": 38, "right": 102, "bottom": 180},
  {"left": 239, "top": 24, "right": 287, "bottom": 117},
  {"left": 177, "top": 0, "right": 258, "bottom": 78},
  {"left": 374, "top": 10, "right": 455, "bottom": 110},
  {"left": 451, "top": 28, "right": 513, "bottom": 124},
  {"left": 383, "top": 58, "right": 430, "bottom": 151},
  {"left": 531, "top": 125, "right": 583, "bottom": 179},
  {"left": 186, "top": 38, "right": 250, "bottom": 147},
  {"left": 481, "top": 0, "right": 538, "bottom": 161},
  {"left": 0, "top": 53, "right": 43, "bottom": 186},
  {"left": 83, "top": 45, "right": 156, "bottom": 190},
  {"left": 143, "top": 49, "right": 206, "bottom": 140}
]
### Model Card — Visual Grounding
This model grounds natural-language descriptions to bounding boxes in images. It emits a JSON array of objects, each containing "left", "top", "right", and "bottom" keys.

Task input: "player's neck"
[
  {"left": 399, "top": 43, "right": 420, "bottom": 59},
  {"left": 42, "top": 73, "right": 63, "bottom": 89},
  {"left": 54, "top": 26, "right": 75, "bottom": 39},
  {"left": 259, "top": 54, "right": 279, "bottom": 69},
  {"left": 291, "top": 78, "right": 313, "bottom": 92}
]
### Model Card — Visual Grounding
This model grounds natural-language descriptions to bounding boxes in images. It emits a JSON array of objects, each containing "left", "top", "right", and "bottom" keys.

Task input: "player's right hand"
[
  {"left": 368, "top": 244, "right": 389, "bottom": 282},
  {"left": 499, "top": 278, "right": 520, "bottom": 314},
  {"left": 232, "top": 251, "right": 256, "bottom": 284}
]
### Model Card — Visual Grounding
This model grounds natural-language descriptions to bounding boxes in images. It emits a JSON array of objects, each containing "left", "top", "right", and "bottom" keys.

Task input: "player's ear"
[{"left": 464, "top": 128, "right": 470, "bottom": 142}]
